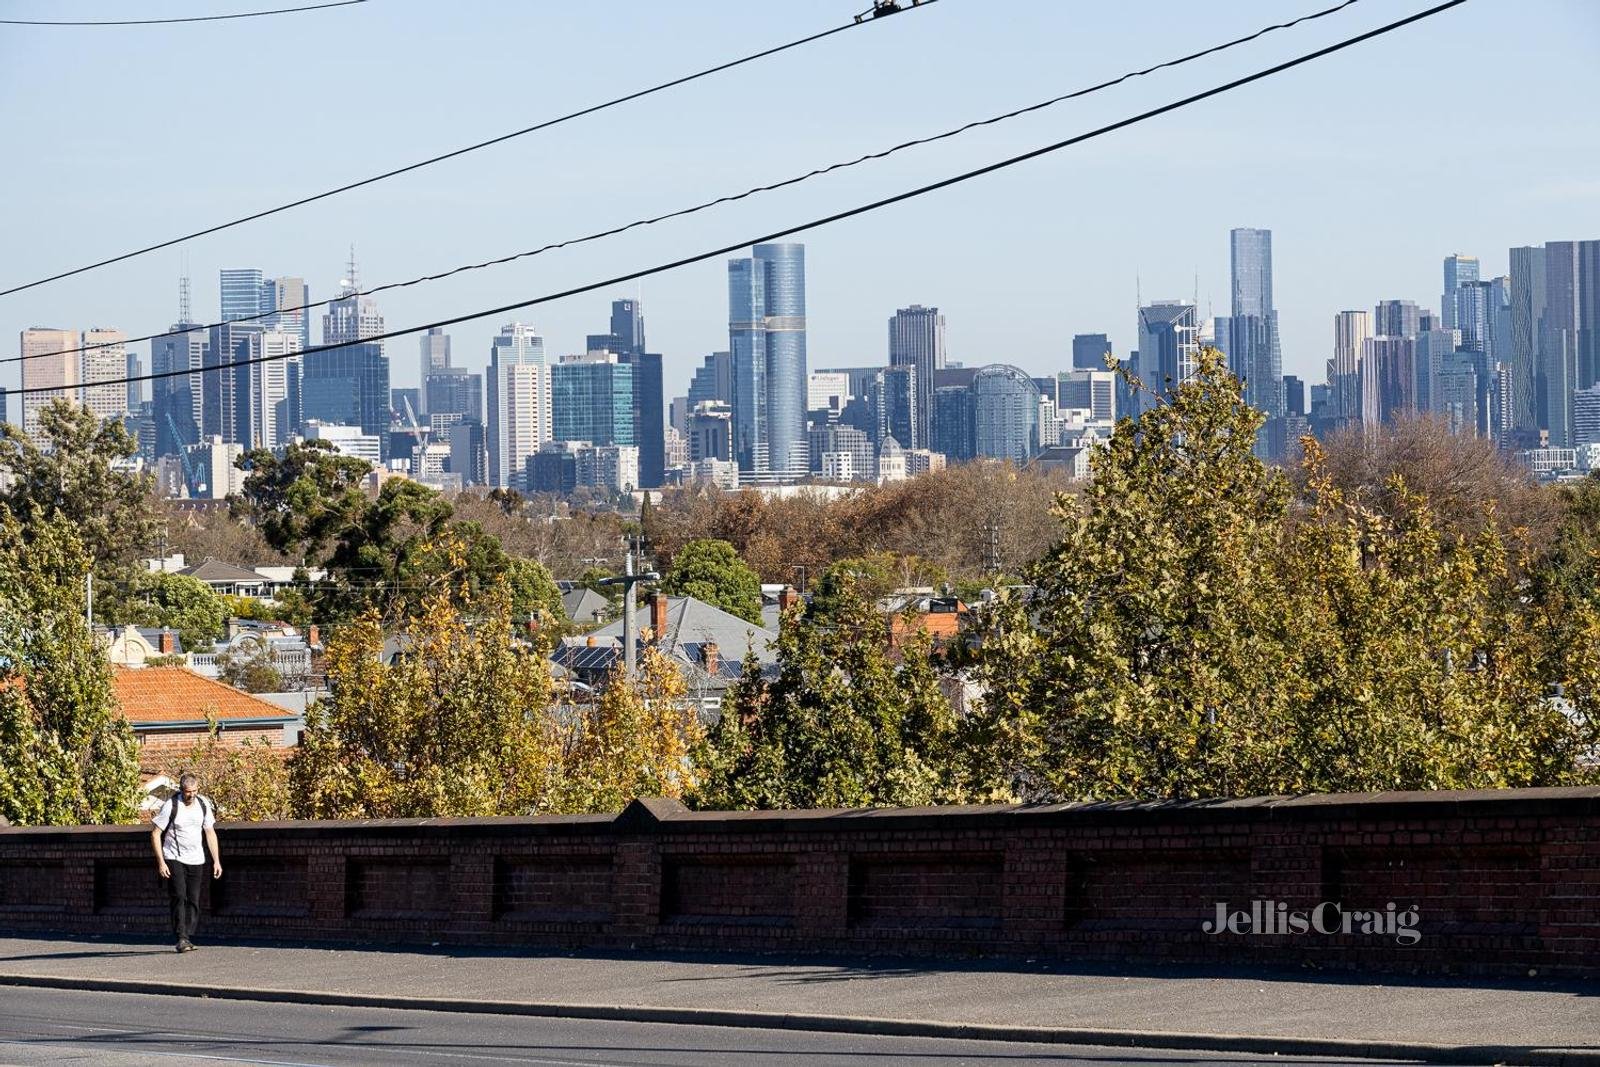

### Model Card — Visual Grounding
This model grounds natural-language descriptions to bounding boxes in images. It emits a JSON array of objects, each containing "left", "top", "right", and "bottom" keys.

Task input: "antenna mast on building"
[
  {"left": 178, "top": 274, "right": 191, "bottom": 323},
  {"left": 343, "top": 245, "right": 359, "bottom": 295}
]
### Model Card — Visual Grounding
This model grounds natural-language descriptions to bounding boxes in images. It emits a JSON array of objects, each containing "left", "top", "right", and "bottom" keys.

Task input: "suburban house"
[
  {"left": 102, "top": 625, "right": 183, "bottom": 667},
  {"left": 551, "top": 592, "right": 779, "bottom": 712},
  {"left": 113, "top": 667, "right": 299, "bottom": 767}
]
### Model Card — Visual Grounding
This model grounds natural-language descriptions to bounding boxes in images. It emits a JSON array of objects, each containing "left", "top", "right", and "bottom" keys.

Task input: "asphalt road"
[{"left": 0, "top": 986, "right": 1448, "bottom": 1067}]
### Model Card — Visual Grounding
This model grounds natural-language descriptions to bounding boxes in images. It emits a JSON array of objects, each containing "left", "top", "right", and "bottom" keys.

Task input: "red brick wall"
[{"left": 1, "top": 789, "right": 1596, "bottom": 977}]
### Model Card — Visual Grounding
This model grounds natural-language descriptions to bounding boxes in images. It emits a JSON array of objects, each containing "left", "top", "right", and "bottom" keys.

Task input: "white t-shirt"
[{"left": 154, "top": 796, "right": 214, "bottom": 865}]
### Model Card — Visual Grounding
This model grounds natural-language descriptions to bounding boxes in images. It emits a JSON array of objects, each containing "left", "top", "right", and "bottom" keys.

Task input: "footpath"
[{"left": 0, "top": 934, "right": 1596, "bottom": 1065}]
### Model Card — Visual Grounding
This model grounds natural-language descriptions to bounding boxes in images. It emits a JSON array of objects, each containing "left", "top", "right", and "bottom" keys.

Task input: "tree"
[
  {"left": 102, "top": 571, "right": 225, "bottom": 652},
  {"left": 0, "top": 511, "right": 140, "bottom": 826},
  {"left": 551, "top": 647, "right": 704, "bottom": 813},
  {"left": 807, "top": 553, "right": 947, "bottom": 621},
  {"left": 235, "top": 440, "right": 374, "bottom": 564},
  {"left": 289, "top": 557, "right": 560, "bottom": 819},
  {"left": 660, "top": 538, "right": 763, "bottom": 624},
  {"left": 216, "top": 643, "right": 285, "bottom": 694},
  {"left": 960, "top": 350, "right": 1599, "bottom": 802},
  {"left": 156, "top": 726, "right": 290, "bottom": 821},
  {"left": 0, "top": 401, "right": 162, "bottom": 583},
  {"left": 690, "top": 577, "right": 961, "bottom": 810}
]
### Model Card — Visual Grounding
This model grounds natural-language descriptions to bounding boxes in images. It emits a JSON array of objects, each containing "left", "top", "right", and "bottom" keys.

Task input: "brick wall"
[{"left": 1, "top": 789, "right": 1596, "bottom": 977}]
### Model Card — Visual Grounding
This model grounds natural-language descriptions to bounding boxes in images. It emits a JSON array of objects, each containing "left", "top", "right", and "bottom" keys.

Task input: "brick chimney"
[
  {"left": 649, "top": 592, "right": 669, "bottom": 644},
  {"left": 307, "top": 624, "right": 321, "bottom": 648},
  {"left": 701, "top": 641, "right": 719, "bottom": 676},
  {"left": 778, "top": 585, "right": 800, "bottom": 616},
  {"left": 586, "top": 635, "right": 598, "bottom": 647},
  {"left": 157, "top": 629, "right": 177, "bottom": 655}
]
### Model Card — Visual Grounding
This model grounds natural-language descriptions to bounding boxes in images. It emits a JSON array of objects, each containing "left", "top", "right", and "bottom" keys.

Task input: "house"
[
  {"left": 177, "top": 557, "right": 271, "bottom": 598},
  {"left": 887, "top": 594, "right": 971, "bottom": 652},
  {"left": 102, "top": 625, "right": 183, "bottom": 667},
  {"left": 551, "top": 592, "right": 779, "bottom": 710},
  {"left": 561, "top": 586, "right": 614, "bottom": 628},
  {"left": 113, "top": 667, "right": 299, "bottom": 767}
]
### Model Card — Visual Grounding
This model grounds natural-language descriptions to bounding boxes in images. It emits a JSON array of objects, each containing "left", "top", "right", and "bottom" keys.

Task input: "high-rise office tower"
[
  {"left": 18, "top": 329, "right": 78, "bottom": 437},
  {"left": 418, "top": 327, "right": 451, "bottom": 415},
  {"left": 1283, "top": 374, "right": 1305, "bottom": 417},
  {"left": 1057, "top": 369, "right": 1116, "bottom": 422},
  {"left": 586, "top": 298, "right": 646, "bottom": 356},
  {"left": 1332, "top": 310, "right": 1372, "bottom": 425},
  {"left": 424, "top": 370, "right": 483, "bottom": 435},
  {"left": 729, "top": 243, "right": 807, "bottom": 480},
  {"left": 1363, "top": 335, "right": 1418, "bottom": 423},
  {"left": 220, "top": 268, "right": 267, "bottom": 325},
  {"left": 972, "top": 364, "right": 1040, "bottom": 462},
  {"left": 306, "top": 260, "right": 389, "bottom": 455},
  {"left": 870, "top": 364, "right": 917, "bottom": 450},
  {"left": 254, "top": 329, "right": 302, "bottom": 448},
  {"left": 152, "top": 279, "right": 207, "bottom": 459},
  {"left": 621, "top": 350, "right": 664, "bottom": 488},
  {"left": 1222, "top": 228, "right": 1283, "bottom": 424},
  {"left": 487, "top": 322, "right": 549, "bottom": 487},
  {"left": 204, "top": 321, "right": 261, "bottom": 445},
  {"left": 1508, "top": 247, "right": 1546, "bottom": 435},
  {"left": 80, "top": 328, "right": 128, "bottom": 424},
  {"left": 888, "top": 304, "right": 945, "bottom": 450},
  {"left": 1072, "top": 333, "right": 1112, "bottom": 371},
  {"left": 1414, "top": 327, "right": 1457, "bottom": 422},
  {"left": 1135, "top": 301, "right": 1199, "bottom": 414},
  {"left": 933, "top": 367, "right": 978, "bottom": 462},
  {"left": 1374, "top": 299, "right": 1421, "bottom": 340},
  {"left": 268, "top": 277, "right": 310, "bottom": 351},
  {"left": 688, "top": 352, "right": 733, "bottom": 407},
  {"left": 552, "top": 351, "right": 635, "bottom": 447},
  {"left": 1442, "top": 254, "right": 1480, "bottom": 330}
]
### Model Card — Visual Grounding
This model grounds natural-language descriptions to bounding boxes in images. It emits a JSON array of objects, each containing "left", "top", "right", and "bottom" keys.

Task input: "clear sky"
[{"left": 2, "top": 0, "right": 1598, "bottom": 400}]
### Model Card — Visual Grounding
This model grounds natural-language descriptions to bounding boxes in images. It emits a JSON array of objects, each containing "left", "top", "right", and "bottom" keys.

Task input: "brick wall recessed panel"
[
  {"left": 848, "top": 854, "right": 1003, "bottom": 929},
  {"left": 662, "top": 856, "right": 795, "bottom": 926},
  {"left": 94, "top": 861, "right": 167, "bottom": 917},
  {"left": 1324, "top": 845, "right": 1543, "bottom": 936},
  {"left": 0, "top": 861, "right": 64, "bottom": 913},
  {"left": 1067, "top": 849, "right": 1253, "bottom": 932},
  {"left": 495, "top": 856, "right": 613, "bottom": 923},
  {"left": 346, "top": 859, "right": 450, "bottom": 921},
  {"left": 214, "top": 856, "right": 309, "bottom": 919}
]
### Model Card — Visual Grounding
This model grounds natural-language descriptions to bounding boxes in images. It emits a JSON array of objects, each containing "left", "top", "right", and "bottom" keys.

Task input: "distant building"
[
  {"left": 304, "top": 421, "right": 381, "bottom": 466},
  {"left": 870, "top": 364, "right": 917, "bottom": 449},
  {"left": 553, "top": 351, "right": 635, "bottom": 447},
  {"left": 184, "top": 436, "right": 246, "bottom": 499},
  {"left": 888, "top": 304, "right": 945, "bottom": 449},
  {"left": 19, "top": 328, "right": 79, "bottom": 437},
  {"left": 729, "top": 243, "right": 807, "bottom": 481},
  {"left": 447, "top": 418, "right": 487, "bottom": 487},
  {"left": 876, "top": 435, "right": 907, "bottom": 484},
  {"left": 487, "top": 322, "right": 550, "bottom": 488},
  {"left": 972, "top": 364, "right": 1040, "bottom": 462},
  {"left": 1072, "top": 333, "right": 1112, "bottom": 371},
  {"left": 1057, "top": 369, "right": 1116, "bottom": 423},
  {"left": 1135, "top": 301, "right": 1199, "bottom": 414}
]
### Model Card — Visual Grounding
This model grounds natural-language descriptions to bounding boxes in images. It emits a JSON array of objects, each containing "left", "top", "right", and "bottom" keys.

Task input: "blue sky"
[{"left": 2, "top": 0, "right": 1597, "bottom": 399}]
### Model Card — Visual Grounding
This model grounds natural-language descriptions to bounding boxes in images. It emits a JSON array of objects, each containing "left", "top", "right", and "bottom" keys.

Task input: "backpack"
[{"left": 159, "top": 793, "right": 215, "bottom": 858}]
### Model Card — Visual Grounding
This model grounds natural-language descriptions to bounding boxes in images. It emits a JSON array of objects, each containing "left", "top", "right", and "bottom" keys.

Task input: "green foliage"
[
  {"left": 660, "top": 538, "right": 763, "bottom": 625},
  {"left": 237, "top": 445, "right": 563, "bottom": 627},
  {"left": 221, "top": 594, "right": 287, "bottom": 624},
  {"left": 103, "top": 571, "right": 226, "bottom": 652},
  {"left": 0, "top": 511, "right": 139, "bottom": 826},
  {"left": 0, "top": 401, "right": 162, "bottom": 590},
  {"left": 807, "top": 553, "right": 947, "bottom": 621},
  {"left": 690, "top": 577, "right": 961, "bottom": 810},
  {"left": 216, "top": 644, "right": 285, "bottom": 694},
  {"left": 157, "top": 730, "right": 290, "bottom": 821},
  {"left": 289, "top": 549, "right": 560, "bottom": 819},
  {"left": 960, "top": 350, "right": 1600, "bottom": 802}
]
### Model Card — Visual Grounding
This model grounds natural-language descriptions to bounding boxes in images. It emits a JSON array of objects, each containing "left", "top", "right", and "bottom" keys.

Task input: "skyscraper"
[
  {"left": 621, "top": 350, "right": 664, "bottom": 488},
  {"left": 688, "top": 352, "right": 732, "bottom": 407},
  {"left": 1442, "top": 254, "right": 1480, "bottom": 330},
  {"left": 18, "top": 329, "right": 78, "bottom": 437},
  {"left": 552, "top": 351, "right": 634, "bottom": 447},
  {"left": 424, "top": 370, "right": 483, "bottom": 435},
  {"left": 306, "top": 261, "right": 389, "bottom": 455},
  {"left": 1373, "top": 299, "right": 1421, "bottom": 340},
  {"left": 80, "top": 328, "right": 128, "bottom": 424},
  {"left": 888, "top": 304, "right": 945, "bottom": 450},
  {"left": 204, "top": 321, "right": 260, "bottom": 445},
  {"left": 870, "top": 364, "right": 917, "bottom": 450},
  {"left": 972, "top": 364, "right": 1040, "bottom": 462},
  {"left": 729, "top": 243, "right": 807, "bottom": 481},
  {"left": 486, "top": 322, "right": 549, "bottom": 487},
  {"left": 1134, "top": 301, "right": 1199, "bottom": 414},
  {"left": 1332, "top": 310, "right": 1372, "bottom": 425},
  {"left": 268, "top": 276, "right": 310, "bottom": 351},
  {"left": 1508, "top": 247, "right": 1546, "bottom": 435},
  {"left": 220, "top": 268, "right": 267, "bottom": 325},
  {"left": 418, "top": 327, "right": 451, "bottom": 415},
  {"left": 152, "top": 278, "right": 206, "bottom": 459},
  {"left": 1071, "top": 333, "right": 1112, "bottom": 370},
  {"left": 1222, "top": 228, "right": 1284, "bottom": 426}
]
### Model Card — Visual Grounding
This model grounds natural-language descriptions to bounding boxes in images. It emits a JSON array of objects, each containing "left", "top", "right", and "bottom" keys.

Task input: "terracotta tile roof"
[{"left": 112, "top": 667, "right": 299, "bottom": 725}]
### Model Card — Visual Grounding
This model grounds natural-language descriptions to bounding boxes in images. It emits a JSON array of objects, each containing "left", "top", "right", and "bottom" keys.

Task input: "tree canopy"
[{"left": 660, "top": 538, "right": 763, "bottom": 625}]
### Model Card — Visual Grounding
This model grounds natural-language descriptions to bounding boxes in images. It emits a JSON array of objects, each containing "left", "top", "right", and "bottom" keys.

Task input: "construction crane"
[{"left": 164, "top": 412, "right": 203, "bottom": 497}]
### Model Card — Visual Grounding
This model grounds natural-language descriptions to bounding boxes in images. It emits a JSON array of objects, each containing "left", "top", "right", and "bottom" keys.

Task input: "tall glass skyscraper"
[
  {"left": 1442, "top": 254, "right": 1480, "bottom": 330},
  {"left": 1135, "top": 301, "right": 1199, "bottom": 416},
  {"left": 972, "top": 364, "right": 1040, "bottom": 463},
  {"left": 728, "top": 243, "right": 807, "bottom": 480},
  {"left": 888, "top": 304, "right": 945, "bottom": 449},
  {"left": 1222, "top": 228, "right": 1283, "bottom": 422},
  {"left": 220, "top": 268, "right": 267, "bottom": 325},
  {"left": 1071, "top": 333, "right": 1112, "bottom": 370},
  {"left": 552, "top": 353, "right": 634, "bottom": 447}
]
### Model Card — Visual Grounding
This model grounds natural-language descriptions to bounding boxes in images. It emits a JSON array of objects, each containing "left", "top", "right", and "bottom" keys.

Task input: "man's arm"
[
  {"left": 205, "top": 825, "right": 222, "bottom": 879},
  {"left": 150, "top": 827, "right": 170, "bottom": 879}
]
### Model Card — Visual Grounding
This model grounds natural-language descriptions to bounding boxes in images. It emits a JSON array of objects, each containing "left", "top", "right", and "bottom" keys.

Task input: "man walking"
[{"left": 150, "top": 773, "right": 222, "bottom": 953}]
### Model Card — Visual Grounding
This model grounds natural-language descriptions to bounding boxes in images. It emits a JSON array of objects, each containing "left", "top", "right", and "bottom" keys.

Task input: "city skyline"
[{"left": 2, "top": 2, "right": 1595, "bottom": 402}]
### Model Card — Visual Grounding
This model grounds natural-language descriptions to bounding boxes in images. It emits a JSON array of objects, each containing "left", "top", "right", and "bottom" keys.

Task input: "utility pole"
[
  {"left": 598, "top": 542, "right": 658, "bottom": 679},
  {"left": 85, "top": 572, "right": 93, "bottom": 628}
]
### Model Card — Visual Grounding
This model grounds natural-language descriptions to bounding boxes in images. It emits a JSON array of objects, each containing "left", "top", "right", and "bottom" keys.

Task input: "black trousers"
[{"left": 167, "top": 862, "right": 207, "bottom": 941}]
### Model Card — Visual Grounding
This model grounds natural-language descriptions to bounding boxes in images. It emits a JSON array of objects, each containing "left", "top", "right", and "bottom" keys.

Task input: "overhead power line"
[
  {"left": 0, "top": 2, "right": 940, "bottom": 298},
  {"left": 12, "top": 0, "right": 1365, "bottom": 369},
  {"left": 0, "top": 0, "right": 366, "bottom": 26},
  {"left": 9, "top": 0, "right": 1467, "bottom": 402}
]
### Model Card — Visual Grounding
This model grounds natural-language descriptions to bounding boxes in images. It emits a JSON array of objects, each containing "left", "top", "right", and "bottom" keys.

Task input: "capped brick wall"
[{"left": 1, "top": 789, "right": 1596, "bottom": 977}]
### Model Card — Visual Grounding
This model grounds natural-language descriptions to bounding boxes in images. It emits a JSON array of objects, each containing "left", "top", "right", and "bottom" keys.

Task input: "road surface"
[{"left": 0, "top": 986, "right": 1444, "bottom": 1066}]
